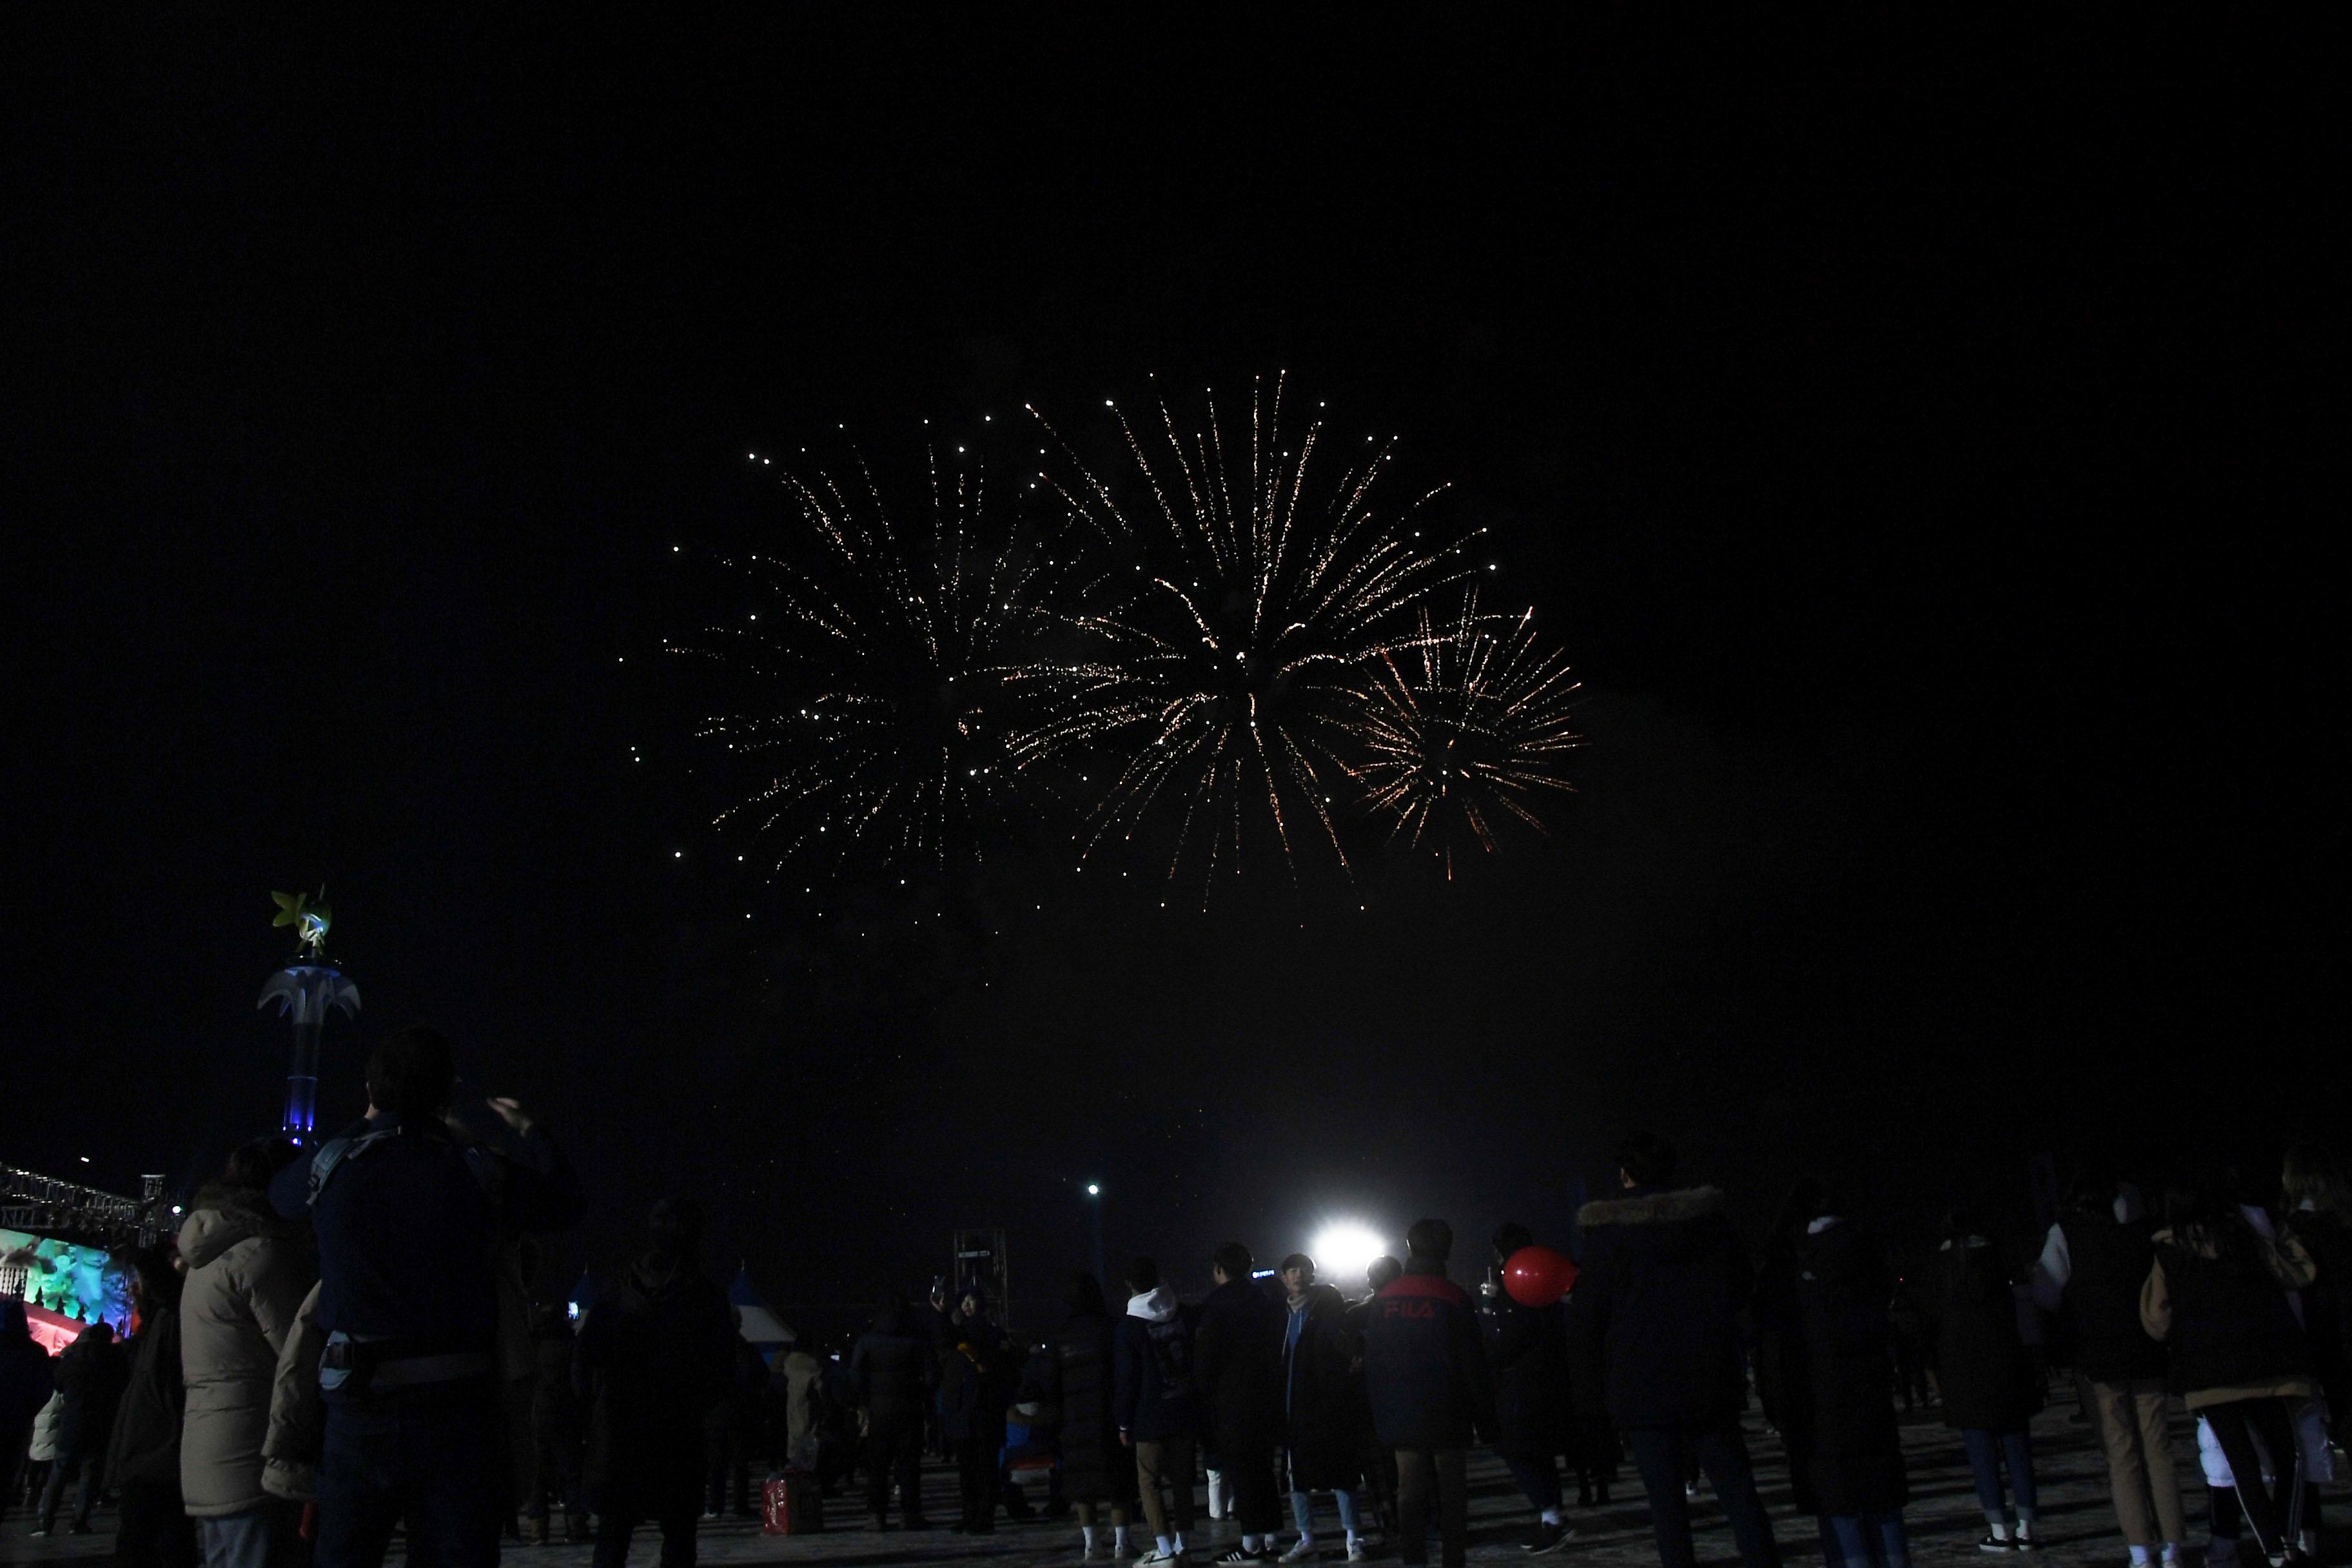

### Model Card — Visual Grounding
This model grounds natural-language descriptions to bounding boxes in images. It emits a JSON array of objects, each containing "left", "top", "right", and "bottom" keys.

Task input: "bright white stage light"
[{"left": 1308, "top": 1222, "right": 1389, "bottom": 1284}]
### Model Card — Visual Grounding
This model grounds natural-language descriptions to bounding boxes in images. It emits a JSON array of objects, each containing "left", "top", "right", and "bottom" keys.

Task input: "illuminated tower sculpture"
[{"left": 258, "top": 890, "right": 360, "bottom": 1142}]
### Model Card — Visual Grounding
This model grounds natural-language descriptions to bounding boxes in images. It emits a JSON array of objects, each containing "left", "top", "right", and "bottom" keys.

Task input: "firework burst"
[
  {"left": 1360, "top": 592, "right": 1583, "bottom": 874},
  {"left": 1014, "top": 374, "right": 1483, "bottom": 897},
  {"left": 684, "top": 437, "right": 1065, "bottom": 886}
]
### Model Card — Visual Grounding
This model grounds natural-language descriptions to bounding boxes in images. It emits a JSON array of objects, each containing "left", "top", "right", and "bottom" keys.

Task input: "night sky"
[{"left": 10, "top": 15, "right": 2338, "bottom": 1329}]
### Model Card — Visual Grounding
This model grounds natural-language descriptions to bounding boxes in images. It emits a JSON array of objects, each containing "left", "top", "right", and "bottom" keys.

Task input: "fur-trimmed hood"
[{"left": 1577, "top": 1184, "right": 1725, "bottom": 1230}]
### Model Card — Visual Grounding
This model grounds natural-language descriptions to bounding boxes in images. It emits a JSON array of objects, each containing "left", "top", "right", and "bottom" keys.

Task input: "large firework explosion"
[
  {"left": 680, "top": 380, "right": 1580, "bottom": 908},
  {"left": 680, "top": 433, "right": 1067, "bottom": 887},
  {"left": 1360, "top": 591, "right": 1583, "bottom": 875},
  {"left": 1014, "top": 374, "right": 1491, "bottom": 897}
]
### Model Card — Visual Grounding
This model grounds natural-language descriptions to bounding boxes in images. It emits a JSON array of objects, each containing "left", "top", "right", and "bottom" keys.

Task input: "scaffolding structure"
[
  {"left": 0, "top": 1166, "right": 168, "bottom": 1250},
  {"left": 952, "top": 1226, "right": 1012, "bottom": 1333}
]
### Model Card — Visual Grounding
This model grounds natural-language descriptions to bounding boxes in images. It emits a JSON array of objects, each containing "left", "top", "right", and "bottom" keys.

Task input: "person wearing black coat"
[
  {"left": 1193, "top": 1242, "right": 1286, "bottom": 1558},
  {"left": 2031, "top": 1175, "right": 2184, "bottom": 1563},
  {"left": 1485, "top": 1223, "right": 1578, "bottom": 1554},
  {"left": 0, "top": 1298, "right": 56, "bottom": 1521},
  {"left": 1931, "top": 1213, "right": 2043, "bottom": 1551},
  {"left": 2282, "top": 1143, "right": 2352, "bottom": 1436},
  {"left": 525, "top": 1304, "right": 586, "bottom": 1544},
  {"left": 701, "top": 1326, "right": 767, "bottom": 1520},
  {"left": 1362, "top": 1220, "right": 1493, "bottom": 1568},
  {"left": 2141, "top": 1184, "right": 2319, "bottom": 1568},
  {"left": 1275, "top": 1255, "right": 1366, "bottom": 1560},
  {"left": 34, "top": 1318, "right": 124, "bottom": 1535},
  {"left": 1754, "top": 1199, "right": 1910, "bottom": 1568},
  {"left": 1571, "top": 1133, "right": 1780, "bottom": 1568},
  {"left": 575, "top": 1197, "right": 739, "bottom": 1568},
  {"left": 939, "top": 1284, "right": 1016, "bottom": 1533},
  {"left": 849, "top": 1297, "right": 939, "bottom": 1528},
  {"left": 104, "top": 1250, "right": 199, "bottom": 1568},
  {"left": 1050, "top": 1275, "right": 1137, "bottom": 1562}
]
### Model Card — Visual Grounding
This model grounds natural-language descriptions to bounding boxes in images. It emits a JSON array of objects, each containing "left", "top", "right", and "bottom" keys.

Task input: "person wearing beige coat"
[{"left": 178, "top": 1172, "right": 316, "bottom": 1568}]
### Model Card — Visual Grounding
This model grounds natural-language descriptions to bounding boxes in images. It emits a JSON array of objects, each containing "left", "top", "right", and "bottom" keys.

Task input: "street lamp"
[{"left": 1083, "top": 1182, "right": 1105, "bottom": 1287}]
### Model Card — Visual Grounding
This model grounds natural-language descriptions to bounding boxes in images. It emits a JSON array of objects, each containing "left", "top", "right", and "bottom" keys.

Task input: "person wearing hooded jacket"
[
  {"left": 179, "top": 1137, "right": 315, "bottom": 1568},
  {"left": 1932, "top": 1211, "right": 2044, "bottom": 1553},
  {"left": 1114, "top": 1256, "right": 1199, "bottom": 1567},
  {"left": 34, "top": 1318, "right": 124, "bottom": 1536},
  {"left": 108, "top": 1246, "right": 199, "bottom": 1568},
  {"left": 0, "top": 1298, "right": 55, "bottom": 1519},
  {"left": 1570, "top": 1132, "right": 1779, "bottom": 1568},
  {"left": 1752, "top": 1191, "right": 1910, "bottom": 1568},
  {"left": 575, "top": 1196, "right": 738, "bottom": 1568}
]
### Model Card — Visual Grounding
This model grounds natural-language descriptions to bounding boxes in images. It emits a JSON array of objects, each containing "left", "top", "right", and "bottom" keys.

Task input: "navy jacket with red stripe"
[{"left": 1361, "top": 1266, "right": 1496, "bottom": 1449}]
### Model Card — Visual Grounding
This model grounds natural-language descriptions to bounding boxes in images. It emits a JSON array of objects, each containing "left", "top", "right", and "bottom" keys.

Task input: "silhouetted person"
[
  {"left": 2031, "top": 1170, "right": 2182, "bottom": 1566},
  {"left": 1362, "top": 1219, "right": 1493, "bottom": 1568},
  {"left": 1197, "top": 1241, "right": 1286, "bottom": 1562},
  {"left": 1486, "top": 1222, "right": 1576, "bottom": 1555},
  {"left": 1571, "top": 1131, "right": 1779, "bottom": 1568},
  {"left": 2280, "top": 1143, "right": 2352, "bottom": 1438},
  {"left": 0, "top": 1300, "right": 55, "bottom": 1522},
  {"left": 848, "top": 1295, "right": 936, "bottom": 1528},
  {"left": 34, "top": 1320, "right": 122, "bottom": 1535},
  {"left": 1933, "top": 1208, "right": 2043, "bottom": 1551},
  {"left": 941, "top": 1284, "right": 1015, "bottom": 1532},
  {"left": 1754, "top": 1186, "right": 1910, "bottom": 1568},
  {"left": 526, "top": 1303, "right": 586, "bottom": 1543},
  {"left": 108, "top": 1247, "right": 199, "bottom": 1568},
  {"left": 1053, "top": 1273, "right": 1139, "bottom": 1562},
  {"left": 576, "top": 1196, "right": 737, "bottom": 1568},
  {"left": 267, "top": 1024, "right": 582, "bottom": 1568},
  {"left": 2143, "top": 1180, "right": 2318, "bottom": 1567}
]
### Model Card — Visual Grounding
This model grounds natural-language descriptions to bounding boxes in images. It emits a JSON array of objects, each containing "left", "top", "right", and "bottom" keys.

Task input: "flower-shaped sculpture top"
[{"left": 271, "top": 888, "right": 332, "bottom": 960}]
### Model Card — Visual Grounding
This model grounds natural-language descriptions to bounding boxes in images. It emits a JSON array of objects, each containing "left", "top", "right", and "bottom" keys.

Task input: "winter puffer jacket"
[
  {"left": 260, "top": 1283, "right": 327, "bottom": 1502},
  {"left": 1571, "top": 1185, "right": 1752, "bottom": 1428},
  {"left": 30, "top": 1391, "right": 66, "bottom": 1462},
  {"left": 1932, "top": 1237, "right": 2043, "bottom": 1431},
  {"left": 178, "top": 1188, "right": 317, "bottom": 1517}
]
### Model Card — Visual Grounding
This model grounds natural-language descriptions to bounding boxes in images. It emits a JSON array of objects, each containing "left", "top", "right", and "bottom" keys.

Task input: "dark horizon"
[{"left": 8, "top": 14, "right": 2338, "bottom": 1326}]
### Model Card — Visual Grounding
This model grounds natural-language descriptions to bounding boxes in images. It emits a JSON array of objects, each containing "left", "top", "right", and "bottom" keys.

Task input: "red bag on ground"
[{"left": 762, "top": 1472, "right": 823, "bottom": 1535}]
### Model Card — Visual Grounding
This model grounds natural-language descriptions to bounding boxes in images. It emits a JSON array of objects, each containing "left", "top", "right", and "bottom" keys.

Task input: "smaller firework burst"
[{"left": 1360, "top": 593, "right": 1582, "bottom": 872}]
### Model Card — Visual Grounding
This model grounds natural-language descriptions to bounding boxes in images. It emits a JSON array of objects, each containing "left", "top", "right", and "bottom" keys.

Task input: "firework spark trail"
[
  {"left": 1360, "top": 592, "right": 1583, "bottom": 876},
  {"left": 1010, "top": 375, "right": 1489, "bottom": 902}
]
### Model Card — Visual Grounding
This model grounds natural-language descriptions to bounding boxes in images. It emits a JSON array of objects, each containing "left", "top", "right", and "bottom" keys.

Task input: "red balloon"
[{"left": 1503, "top": 1246, "right": 1579, "bottom": 1307}]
